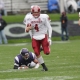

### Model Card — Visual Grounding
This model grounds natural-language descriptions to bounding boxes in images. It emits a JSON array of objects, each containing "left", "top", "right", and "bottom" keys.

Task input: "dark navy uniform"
[{"left": 14, "top": 52, "right": 36, "bottom": 69}]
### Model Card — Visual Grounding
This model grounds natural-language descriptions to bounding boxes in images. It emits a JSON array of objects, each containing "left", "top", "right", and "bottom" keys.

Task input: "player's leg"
[
  {"left": 32, "top": 38, "right": 40, "bottom": 56},
  {"left": 37, "top": 55, "right": 48, "bottom": 71},
  {"left": 32, "top": 38, "right": 48, "bottom": 71},
  {"left": 40, "top": 35, "right": 51, "bottom": 71},
  {"left": 42, "top": 34, "right": 50, "bottom": 55}
]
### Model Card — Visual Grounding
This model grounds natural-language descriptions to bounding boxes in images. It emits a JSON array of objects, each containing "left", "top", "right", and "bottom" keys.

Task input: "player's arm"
[
  {"left": 14, "top": 65, "right": 28, "bottom": 69},
  {"left": 13, "top": 56, "right": 28, "bottom": 69},
  {"left": 14, "top": 63, "right": 28, "bottom": 69},
  {"left": 32, "top": 53, "right": 40, "bottom": 68},
  {"left": 18, "top": 65, "right": 28, "bottom": 69},
  {"left": 45, "top": 15, "right": 52, "bottom": 38},
  {"left": 46, "top": 14, "right": 51, "bottom": 22},
  {"left": 33, "top": 59, "right": 40, "bottom": 69},
  {"left": 13, "top": 65, "right": 18, "bottom": 69},
  {"left": 13, "top": 56, "right": 20, "bottom": 69},
  {"left": 29, "top": 30, "right": 32, "bottom": 39},
  {"left": 47, "top": 22, "right": 52, "bottom": 39},
  {"left": 45, "top": 17, "right": 52, "bottom": 45},
  {"left": 25, "top": 23, "right": 32, "bottom": 32}
]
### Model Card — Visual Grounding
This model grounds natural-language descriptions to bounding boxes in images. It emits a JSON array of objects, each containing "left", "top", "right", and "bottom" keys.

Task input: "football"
[{"left": 29, "top": 61, "right": 36, "bottom": 68}]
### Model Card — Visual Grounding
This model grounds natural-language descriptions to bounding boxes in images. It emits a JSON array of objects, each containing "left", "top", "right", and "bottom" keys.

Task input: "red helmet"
[{"left": 31, "top": 5, "right": 41, "bottom": 18}]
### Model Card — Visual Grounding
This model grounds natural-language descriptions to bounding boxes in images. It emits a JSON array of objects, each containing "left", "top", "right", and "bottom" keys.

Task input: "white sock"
[{"left": 37, "top": 56, "right": 44, "bottom": 64}]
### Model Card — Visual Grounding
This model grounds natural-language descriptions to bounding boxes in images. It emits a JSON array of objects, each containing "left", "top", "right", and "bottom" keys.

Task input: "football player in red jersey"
[{"left": 25, "top": 5, "right": 52, "bottom": 71}]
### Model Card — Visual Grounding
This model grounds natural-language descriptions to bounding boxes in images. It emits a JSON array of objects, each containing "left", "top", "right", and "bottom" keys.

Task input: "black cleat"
[
  {"left": 41, "top": 69, "right": 48, "bottom": 71},
  {"left": 42, "top": 67, "right": 48, "bottom": 71}
]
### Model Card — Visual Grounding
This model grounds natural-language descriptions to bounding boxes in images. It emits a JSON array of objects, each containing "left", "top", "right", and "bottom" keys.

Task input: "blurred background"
[
  {"left": 0, "top": 0, "right": 80, "bottom": 43},
  {"left": 0, "top": 0, "right": 80, "bottom": 15}
]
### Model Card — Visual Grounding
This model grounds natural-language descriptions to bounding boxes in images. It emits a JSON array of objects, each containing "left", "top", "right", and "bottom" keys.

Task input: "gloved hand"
[
  {"left": 34, "top": 63, "right": 40, "bottom": 69},
  {"left": 48, "top": 38, "right": 52, "bottom": 45}
]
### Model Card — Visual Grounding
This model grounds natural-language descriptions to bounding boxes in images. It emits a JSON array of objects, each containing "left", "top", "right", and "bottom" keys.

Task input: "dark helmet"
[{"left": 20, "top": 48, "right": 29, "bottom": 56}]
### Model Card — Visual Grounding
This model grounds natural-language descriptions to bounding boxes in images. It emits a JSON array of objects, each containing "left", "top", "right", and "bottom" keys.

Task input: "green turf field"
[
  {"left": 2, "top": 13, "right": 78, "bottom": 23},
  {"left": 0, "top": 40, "right": 80, "bottom": 80}
]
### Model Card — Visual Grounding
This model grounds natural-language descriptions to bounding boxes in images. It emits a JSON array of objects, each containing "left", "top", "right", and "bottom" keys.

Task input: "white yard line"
[
  {"left": 0, "top": 43, "right": 28, "bottom": 46},
  {"left": 0, "top": 69, "right": 26, "bottom": 73},
  {"left": 0, "top": 41, "right": 70, "bottom": 46},
  {"left": 0, "top": 76, "right": 78, "bottom": 80}
]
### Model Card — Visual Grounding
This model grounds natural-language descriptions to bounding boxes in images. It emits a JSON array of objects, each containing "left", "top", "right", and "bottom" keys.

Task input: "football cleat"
[
  {"left": 42, "top": 67, "right": 48, "bottom": 71},
  {"left": 41, "top": 68, "right": 48, "bottom": 71}
]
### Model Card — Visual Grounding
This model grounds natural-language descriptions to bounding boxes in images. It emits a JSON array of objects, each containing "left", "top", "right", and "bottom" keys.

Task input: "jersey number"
[{"left": 34, "top": 24, "right": 39, "bottom": 32}]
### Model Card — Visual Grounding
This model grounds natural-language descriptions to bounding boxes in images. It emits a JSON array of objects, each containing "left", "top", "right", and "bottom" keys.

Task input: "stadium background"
[
  {"left": 1, "top": 0, "right": 80, "bottom": 40},
  {"left": 0, "top": 1, "right": 80, "bottom": 80},
  {"left": 4, "top": 21, "right": 80, "bottom": 39}
]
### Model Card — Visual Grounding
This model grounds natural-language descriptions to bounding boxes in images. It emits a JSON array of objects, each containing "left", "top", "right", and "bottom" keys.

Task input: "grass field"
[
  {"left": 2, "top": 13, "right": 78, "bottom": 23},
  {"left": 0, "top": 40, "right": 80, "bottom": 80}
]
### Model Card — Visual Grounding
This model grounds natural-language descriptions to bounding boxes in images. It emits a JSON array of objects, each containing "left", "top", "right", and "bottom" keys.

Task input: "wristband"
[{"left": 18, "top": 67, "right": 25, "bottom": 69}]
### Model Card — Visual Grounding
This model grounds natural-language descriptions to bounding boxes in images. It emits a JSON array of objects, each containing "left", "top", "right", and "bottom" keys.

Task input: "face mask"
[{"left": 23, "top": 54, "right": 29, "bottom": 60}]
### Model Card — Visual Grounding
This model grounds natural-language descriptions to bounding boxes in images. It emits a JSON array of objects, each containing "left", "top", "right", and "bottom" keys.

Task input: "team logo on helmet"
[
  {"left": 31, "top": 5, "right": 41, "bottom": 13},
  {"left": 20, "top": 48, "right": 29, "bottom": 56}
]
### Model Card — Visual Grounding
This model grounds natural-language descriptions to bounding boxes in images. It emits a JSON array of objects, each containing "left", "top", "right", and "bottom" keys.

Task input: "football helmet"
[
  {"left": 31, "top": 5, "right": 41, "bottom": 18},
  {"left": 20, "top": 48, "right": 29, "bottom": 60},
  {"left": 31, "top": 5, "right": 34, "bottom": 9}
]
